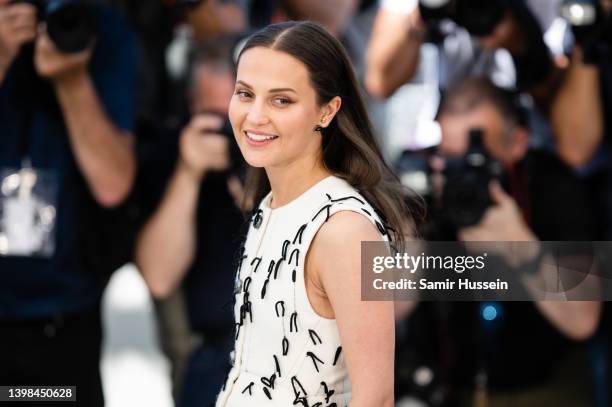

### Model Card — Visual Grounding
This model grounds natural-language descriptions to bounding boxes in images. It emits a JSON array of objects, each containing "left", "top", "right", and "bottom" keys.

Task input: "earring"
[{"left": 314, "top": 116, "right": 327, "bottom": 133}]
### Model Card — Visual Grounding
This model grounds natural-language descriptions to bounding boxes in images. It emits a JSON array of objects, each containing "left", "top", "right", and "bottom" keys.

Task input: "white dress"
[{"left": 215, "top": 175, "right": 389, "bottom": 407}]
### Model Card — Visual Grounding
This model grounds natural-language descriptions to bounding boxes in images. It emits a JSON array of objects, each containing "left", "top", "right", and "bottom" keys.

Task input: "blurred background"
[
  {"left": 1, "top": 0, "right": 612, "bottom": 406},
  {"left": 101, "top": 265, "right": 172, "bottom": 407}
]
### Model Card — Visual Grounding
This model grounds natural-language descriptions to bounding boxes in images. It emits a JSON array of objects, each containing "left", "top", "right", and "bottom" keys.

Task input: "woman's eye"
[
  {"left": 273, "top": 97, "right": 291, "bottom": 106},
  {"left": 236, "top": 90, "right": 251, "bottom": 98}
]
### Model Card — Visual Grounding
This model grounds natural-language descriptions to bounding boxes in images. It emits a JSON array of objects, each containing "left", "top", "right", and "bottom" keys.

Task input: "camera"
[
  {"left": 196, "top": 111, "right": 245, "bottom": 178},
  {"left": 419, "top": 0, "right": 506, "bottom": 36},
  {"left": 397, "top": 129, "right": 504, "bottom": 233},
  {"left": 218, "top": 115, "right": 243, "bottom": 177},
  {"left": 561, "top": 0, "right": 599, "bottom": 26},
  {"left": 440, "top": 129, "right": 504, "bottom": 228},
  {"left": 12, "top": 0, "right": 97, "bottom": 53},
  {"left": 561, "top": 0, "right": 612, "bottom": 62}
]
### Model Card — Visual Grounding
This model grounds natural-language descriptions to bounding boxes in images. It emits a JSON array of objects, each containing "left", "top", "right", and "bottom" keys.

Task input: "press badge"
[{"left": 0, "top": 165, "right": 58, "bottom": 257}]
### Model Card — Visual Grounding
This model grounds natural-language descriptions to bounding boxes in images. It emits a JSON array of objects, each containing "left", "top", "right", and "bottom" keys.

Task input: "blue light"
[{"left": 482, "top": 305, "right": 497, "bottom": 321}]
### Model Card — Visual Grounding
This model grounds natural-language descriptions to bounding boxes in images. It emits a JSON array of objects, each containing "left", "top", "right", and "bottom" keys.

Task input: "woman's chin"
[{"left": 242, "top": 155, "right": 269, "bottom": 168}]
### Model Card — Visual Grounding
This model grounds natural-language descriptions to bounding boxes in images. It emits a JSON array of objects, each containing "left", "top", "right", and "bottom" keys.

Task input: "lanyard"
[{"left": 11, "top": 44, "right": 40, "bottom": 164}]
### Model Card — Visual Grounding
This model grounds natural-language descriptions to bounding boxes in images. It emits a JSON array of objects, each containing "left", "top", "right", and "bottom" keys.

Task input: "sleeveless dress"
[{"left": 215, "top": 175, "right": 389, "bottom": 407}]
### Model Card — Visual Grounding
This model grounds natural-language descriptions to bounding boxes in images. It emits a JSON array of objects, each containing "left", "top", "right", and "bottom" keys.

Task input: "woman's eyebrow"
[
  {"left": 236, "top": 80, "right": 253, "bottom": 89},
  {"left": 269, "top": 87, "right": 297, "bottom": 94},
  {"left": 236, "top": 80, "right": 297, "bottom": 94}
]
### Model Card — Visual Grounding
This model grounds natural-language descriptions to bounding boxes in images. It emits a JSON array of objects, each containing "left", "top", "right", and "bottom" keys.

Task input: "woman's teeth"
[{"left": 246, "top": 131, "right": 278, "bottom": 141}]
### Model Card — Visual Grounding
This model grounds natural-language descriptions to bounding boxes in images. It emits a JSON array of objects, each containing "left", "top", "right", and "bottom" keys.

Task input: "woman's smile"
[{"left": 244, "top": 129, "right": 279, "bottom": 147}]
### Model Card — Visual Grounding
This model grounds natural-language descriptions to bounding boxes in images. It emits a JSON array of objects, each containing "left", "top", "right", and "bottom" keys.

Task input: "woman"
[{"left": 216, "top": 21, "right": 413, "bottom": 406}]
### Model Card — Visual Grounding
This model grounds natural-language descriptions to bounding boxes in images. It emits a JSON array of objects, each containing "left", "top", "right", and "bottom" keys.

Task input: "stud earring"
[{"left": 314, "top": 116, "right": 327, "bottom": 133}]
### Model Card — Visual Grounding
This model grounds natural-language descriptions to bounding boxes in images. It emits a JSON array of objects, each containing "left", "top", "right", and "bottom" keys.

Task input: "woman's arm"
[{"left": 309, "top": 211, "right": 395, "bottom": 407}]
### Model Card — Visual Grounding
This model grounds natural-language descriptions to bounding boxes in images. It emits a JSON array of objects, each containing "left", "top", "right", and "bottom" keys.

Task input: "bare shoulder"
[
  {"left": 313, "top": 211, "right": 383, "bottom": 256},
  {"left": 306, "top": 211, "right": 383, "bottom": 302}
]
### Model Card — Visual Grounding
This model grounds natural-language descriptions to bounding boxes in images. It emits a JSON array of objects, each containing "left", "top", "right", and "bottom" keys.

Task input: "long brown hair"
[{"left": 237, "top": 21, "right": 420, "bottom": 243}]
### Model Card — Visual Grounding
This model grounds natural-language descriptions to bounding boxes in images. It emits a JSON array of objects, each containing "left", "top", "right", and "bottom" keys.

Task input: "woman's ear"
[{"left": 319, "top": 96, "right": 342, "bottom": 128}]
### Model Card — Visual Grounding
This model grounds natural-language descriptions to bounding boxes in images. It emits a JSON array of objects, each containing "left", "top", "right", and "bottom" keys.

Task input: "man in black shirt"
[
  {"left": 135, "top": 37, "right": 244, "bottom": 407},
  {"left": 398, "top": 77, "right": 601, "bottom": 406},
  {"left": 0, "top": 3, "right": 137, "bottom": 406}
]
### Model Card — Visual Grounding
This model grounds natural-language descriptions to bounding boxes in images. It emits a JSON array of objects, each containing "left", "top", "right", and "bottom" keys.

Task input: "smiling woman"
[
  {"left": 215, "top": 21, "right": 419, "bottom": 407},
  {"left": 230, "top": 47, "right": 336, "bottom": 170}
]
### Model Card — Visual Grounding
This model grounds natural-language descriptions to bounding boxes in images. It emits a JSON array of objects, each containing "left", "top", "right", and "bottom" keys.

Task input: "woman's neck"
[{"left": 266, "top": 159, "right": 331, "bottom": 209}]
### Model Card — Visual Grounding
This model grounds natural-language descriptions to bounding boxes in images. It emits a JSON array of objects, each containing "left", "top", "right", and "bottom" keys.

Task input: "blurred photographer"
[
  {"left": 365, "top": 0, "right": 559, "bottom": 99},
  {"left": 550, "top": 4, "right": 612, "bottom": 402},
  {"left": 0, "top": 0, "right": 137, "bottom": 405},
  {"left": 135, "top": 36, "right": 245, "bottom": 407},
  {"left": 397, "top": 77, "right": 601, "bottom": 406},
  {"left": 550, "top": 0, "right": 611, "bottom": 169},
  {"left": 550, "top": 0, "right": 612, "bottom": 242}
]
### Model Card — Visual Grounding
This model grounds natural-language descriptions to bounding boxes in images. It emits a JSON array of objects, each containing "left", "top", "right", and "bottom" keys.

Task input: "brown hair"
[
  {"left": 237, "top": 21, "right": 421, "bottom": 243},
  {"left": 439, "top": 77, "right": 526, "bottom": 130}
]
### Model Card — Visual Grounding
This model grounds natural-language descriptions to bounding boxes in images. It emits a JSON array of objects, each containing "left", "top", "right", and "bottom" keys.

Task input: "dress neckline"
[{"left": 261, "top": 175, "right": 339, "bottom": 215}]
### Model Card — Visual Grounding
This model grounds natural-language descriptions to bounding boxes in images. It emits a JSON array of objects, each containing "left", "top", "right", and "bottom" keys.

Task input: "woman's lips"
[{"left": 244, "top": 130, "right": 279, "bottom": 147}]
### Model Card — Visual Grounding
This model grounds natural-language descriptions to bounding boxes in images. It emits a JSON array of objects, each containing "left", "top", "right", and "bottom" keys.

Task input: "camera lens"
[
  {"left": 46, "top": 0, "right": 97, "bottom": 53},
  {"left": 561, "top": 0, "right": 598, "bottom": 26},
  {"left": 420, "top": 0, "right": 451, "bottom": 9}
]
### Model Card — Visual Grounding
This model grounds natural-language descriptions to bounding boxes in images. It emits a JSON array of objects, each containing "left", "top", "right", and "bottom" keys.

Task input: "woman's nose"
[{"left": 245, "top": 100, "right": 270, "bottom": 126}]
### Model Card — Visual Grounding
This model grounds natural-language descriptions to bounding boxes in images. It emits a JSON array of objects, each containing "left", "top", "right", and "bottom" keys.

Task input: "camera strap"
[
  {"left": 13, "top": 45, "right": 38, "bottom": 166},
  {"left": 0, "top": 46, "right": 61, "bottom": 258}
]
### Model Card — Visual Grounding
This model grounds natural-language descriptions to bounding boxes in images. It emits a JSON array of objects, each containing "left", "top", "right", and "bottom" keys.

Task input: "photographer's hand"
[
  {"left": 477, "top": 11, "right": 526, "bottom": 55},
  {"left": 458, "top": 181, "right": 536, "bottom": 243},
  {"left": 34, "top": 24, "right": 92, "bottom": 84},
  {"left": 136, "top": 113, "right": 231, "bottom": 298},
  {"left": 459, "top": 181, "right": 545, "bottom": 286},
  {"left": 33, "top": 25, "right": 135, "bottom": 208},
  {"left": 0, "top": 0, "right": 37, "bottom": 84},
  {"left": 178, "top": 113, "right": 230, "bottom": 181},
  {"left": 461, "top": 182, "right": 601, "bottom": 340}
]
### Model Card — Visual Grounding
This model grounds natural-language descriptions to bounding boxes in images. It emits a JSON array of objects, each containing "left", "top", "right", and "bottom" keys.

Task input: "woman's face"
[{"left": 229, "top": 46, "right": 331, "bottom": 170}]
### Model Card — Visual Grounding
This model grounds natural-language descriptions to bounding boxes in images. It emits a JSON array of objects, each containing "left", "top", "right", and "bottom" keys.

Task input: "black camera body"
[
  {"left": 440, "top": 129, "right": 504, "bottom": 228},
  {"left": 419, "top": 0, "right": 507, "bottom": 36},
  {"left": 219, "top": 116, "right": 244, "bottom": 177},
  {"left": 396, "top": 129, "right": 504, "bottom": 234},
  {"left": 195, "top": 111, "right": 245, "bottom": 179},
  {"left": 13, "top": 0, "right": 97, "bottom": 53},
  {"left": 561, "top": 0, "right": 612, "bottom": 63}
]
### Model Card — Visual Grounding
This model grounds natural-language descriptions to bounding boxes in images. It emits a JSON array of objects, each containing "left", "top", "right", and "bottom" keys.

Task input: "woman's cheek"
[
  {"left": 228, "top": 101, "right": 243, "bottom": 140},
  {"left": 228, "top": 98, "right": 239, "bottom": 126}
]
